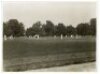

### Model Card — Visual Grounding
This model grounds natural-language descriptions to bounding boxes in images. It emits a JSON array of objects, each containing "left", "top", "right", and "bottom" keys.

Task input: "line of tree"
[{"left": 3, "top": 18, "right": 96, "bottom": 37}]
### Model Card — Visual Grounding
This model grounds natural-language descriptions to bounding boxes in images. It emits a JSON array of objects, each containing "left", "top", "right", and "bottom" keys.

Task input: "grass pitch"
[{"left": 3, "top": 37, "right": 96, "bottom": 71}]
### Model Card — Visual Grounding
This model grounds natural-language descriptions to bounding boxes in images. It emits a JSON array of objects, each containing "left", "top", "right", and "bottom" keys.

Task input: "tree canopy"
[
  {"left": 3, "top": 19, "right": 25, "bottom": 37},
  {"left": 3, "top": 18, "right": 96, "bottom": 37}
]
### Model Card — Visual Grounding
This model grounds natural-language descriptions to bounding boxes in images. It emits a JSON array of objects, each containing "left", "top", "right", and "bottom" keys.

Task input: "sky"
[{"left": 3, "top": 1, "right": 96, "bottom": 29}]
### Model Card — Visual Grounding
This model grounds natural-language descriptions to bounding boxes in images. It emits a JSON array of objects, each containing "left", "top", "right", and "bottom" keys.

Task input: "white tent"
[
  {"left": 61, "top": 34, "right": 63, "bottom": 39},
  {"left": 4, "top": 35, "right": 7, "bottom": 40},
  {"left": 34, "top": 34, "right": 39, "bottom": 39}
]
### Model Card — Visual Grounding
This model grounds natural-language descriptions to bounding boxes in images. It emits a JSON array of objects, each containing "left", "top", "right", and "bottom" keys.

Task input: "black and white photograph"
[{"left": 3, "top": 1, "right": 96, "bottom": 72}]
